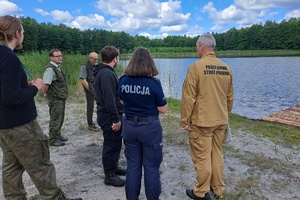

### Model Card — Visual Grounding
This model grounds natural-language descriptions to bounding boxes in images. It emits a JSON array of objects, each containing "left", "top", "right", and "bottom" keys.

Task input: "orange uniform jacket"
[{"left": 180, "top": 52, "right": 234, "bottom": 127}]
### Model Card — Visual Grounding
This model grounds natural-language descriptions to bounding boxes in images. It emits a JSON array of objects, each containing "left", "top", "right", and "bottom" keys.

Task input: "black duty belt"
[{"left": 125, "top": 116, "right": 159, "bottom": 122}]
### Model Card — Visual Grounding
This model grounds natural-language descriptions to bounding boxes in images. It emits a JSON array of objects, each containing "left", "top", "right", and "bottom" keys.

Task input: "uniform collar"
[
  {"left": 50, "top": 61, "right": 60, "bottom": 68},
  {"left": 201, "top": 51, "right": 216, "bottom": 59}
]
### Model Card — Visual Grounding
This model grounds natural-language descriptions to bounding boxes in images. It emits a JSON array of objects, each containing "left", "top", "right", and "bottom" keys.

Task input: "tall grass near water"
[{"left": 18, "top": 51, "right": 126, "bottom": 99}]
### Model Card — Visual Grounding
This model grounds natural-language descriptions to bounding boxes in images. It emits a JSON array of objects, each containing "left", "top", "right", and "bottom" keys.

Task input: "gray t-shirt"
[
  {"left": 79, "top": 65, "right": 87, "bottom": 79},
  {"left": 43, "top": 62, "right": 61, "bottom": 84}
]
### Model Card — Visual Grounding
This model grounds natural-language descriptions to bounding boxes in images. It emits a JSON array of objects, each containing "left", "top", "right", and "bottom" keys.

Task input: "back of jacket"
[
  {"left": 180, "top": 52, "right": 234, "bottom": 127},
  {"left": 94, "top": 63, "right": 123, "bottom": 123}
]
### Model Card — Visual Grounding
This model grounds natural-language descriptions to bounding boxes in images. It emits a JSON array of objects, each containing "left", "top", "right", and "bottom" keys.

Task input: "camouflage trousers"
[
  {"left": 48, "top": 99, "right": 66, "bottom": 143},
  {"left": 0, "top": 119, "right": 66, "bottom": 200}
]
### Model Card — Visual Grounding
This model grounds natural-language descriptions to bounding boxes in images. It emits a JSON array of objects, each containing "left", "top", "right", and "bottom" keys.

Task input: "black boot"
[
  {"left": 115, "top": 166, "right": 126, "bottom": 176},
  {"left": 104, "top": 170, "right": 125, "bottom": 187}
]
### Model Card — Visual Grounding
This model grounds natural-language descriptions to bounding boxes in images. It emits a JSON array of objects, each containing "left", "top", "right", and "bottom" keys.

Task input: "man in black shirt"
[{"left": 94, "top": 46, "right": 126, "bottom": 187}]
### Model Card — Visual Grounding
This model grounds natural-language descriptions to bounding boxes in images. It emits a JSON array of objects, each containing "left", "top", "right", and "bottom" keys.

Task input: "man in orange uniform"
[{"left": 180, "top": 33, "right": 234, "bottom": 200}]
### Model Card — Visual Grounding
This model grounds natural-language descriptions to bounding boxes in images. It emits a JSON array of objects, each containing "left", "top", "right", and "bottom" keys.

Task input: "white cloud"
[
  {"left": 138, "top": 31, "right": 167, "bottom": 39},
  {"left": 96, "top": 0, "right": 159, "bottom": 18},
  {"left": 91, "top": 0, "right": 190, "bottom": 35},
  {"left": 235, "top": 0, "right": 300, "bottom": 10},
  {"left": 70, "top": 14, "right": 107, "bottom": 30},
  {"left": 0, "top": 0, "right": 21, "bottom": 15},
  {"left": 160, "top": 1, "right": 190, "bottom": 26},
  {"left": 138, "top": 32, "right": 153, "bottom": 38},
  {"left": 185, "top": 25, "right": 204, "bottom": 38},
  {"left": 30, "top": 0, "right": 190, "bottom": 36},
  {"left": 210, "top": 24, "right": 224, "bottom": 31},
  {"left": 34, "top": 8, "right": 73, "bottom": 21},
  {"left": 95, "top": 0, "right": 126, "bottom": 17},
  {"left": 50, "top": 10, "right": 73, "bottom": 21},
  {"left": 202, "top": 1, "right": 272, "bottom": 31},
  {"left": 35, "top": 8, "right": 49, "bottom": 16},
  {"left": 200, "top": 0, "right": 300, "bottom": 33},
  {"left": 283, "top": 10, "right": 300, "bottom": 20},
  {"left": 160, "top": 24, "right": 189, "bottom": 33}
]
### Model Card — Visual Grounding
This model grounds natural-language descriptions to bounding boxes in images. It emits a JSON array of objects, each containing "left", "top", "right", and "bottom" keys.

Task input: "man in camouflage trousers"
[
  {"left": 0, "top": 15, "right": 82, "bottom": 200},
  {"left": 43, "top": 49, "right": 68, "bottom": 146}
]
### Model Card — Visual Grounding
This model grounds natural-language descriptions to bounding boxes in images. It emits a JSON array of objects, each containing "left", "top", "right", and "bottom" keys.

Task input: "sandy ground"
[{"left": 0, "top": 99, "right": 299, "bottom": 200}]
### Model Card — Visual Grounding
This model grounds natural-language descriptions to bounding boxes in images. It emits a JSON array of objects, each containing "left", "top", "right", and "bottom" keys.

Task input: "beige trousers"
[{"left": 188, "top": 124, "right": 227, "bottom": 197}]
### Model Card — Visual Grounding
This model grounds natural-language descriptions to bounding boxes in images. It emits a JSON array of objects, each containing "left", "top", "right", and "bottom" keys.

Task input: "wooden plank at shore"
[{"left": 261, "top": 104, "right": 300, "bottom": 128}]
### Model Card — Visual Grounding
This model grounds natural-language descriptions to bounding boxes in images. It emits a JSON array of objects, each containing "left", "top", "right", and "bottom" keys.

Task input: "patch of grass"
[
  {"left": 160, "top": 112, "right": 188, "bottom": 146},
  {"left": 166, "top": 98, "right": 181, "bottom": 112},
  {"left": 78, "top": 122, "right": 86, "bottom": 131},
  {"left": 229, "top": 114, "right": 300, "bottom": 148},
  {"left": 231, "top": 175, "right": 263, "bottom": 199}
]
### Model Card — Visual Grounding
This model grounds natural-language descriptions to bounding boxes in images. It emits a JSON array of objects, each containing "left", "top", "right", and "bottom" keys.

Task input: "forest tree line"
[{"left": 20, "top": 16, "right": 300, "bottom": 55}]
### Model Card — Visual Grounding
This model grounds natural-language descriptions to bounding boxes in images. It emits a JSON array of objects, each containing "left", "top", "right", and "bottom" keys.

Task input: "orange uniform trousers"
[{"left": 188, "top": 124, "right": 227, "bottom": 197}]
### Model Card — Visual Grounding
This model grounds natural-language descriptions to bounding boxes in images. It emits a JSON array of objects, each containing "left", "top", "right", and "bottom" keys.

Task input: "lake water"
[{"left": 120, "top": 57, "right": 300, "bottom": 119}]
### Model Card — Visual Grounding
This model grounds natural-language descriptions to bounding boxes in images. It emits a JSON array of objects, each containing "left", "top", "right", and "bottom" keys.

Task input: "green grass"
[
  {"left": 229, "top": 114, "right": 300, "bottom": 148},
  {"left": 166, "top": 98, "right": 181, "bottom": 112},
  {"left": 122, "top": 49, "right": 300, "bottom": 58},
  {"left": 18, "top": 51, "right": 126, "bottom": 96},
  {"left": 216, "top": 49, "right": 300, "bottom": 57}
]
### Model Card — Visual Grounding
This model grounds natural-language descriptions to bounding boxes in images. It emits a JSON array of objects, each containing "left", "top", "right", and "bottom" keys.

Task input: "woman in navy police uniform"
[{"left": 119, "top": 47, "right": 168, "bottom": 200}]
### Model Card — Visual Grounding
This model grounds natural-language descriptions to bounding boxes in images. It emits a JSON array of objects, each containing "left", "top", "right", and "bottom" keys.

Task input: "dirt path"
[{"left": 0, "top": 101, "right": 299, "bottom": 200}]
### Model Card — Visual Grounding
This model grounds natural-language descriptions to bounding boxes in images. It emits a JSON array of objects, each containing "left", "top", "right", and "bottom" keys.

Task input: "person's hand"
[
  {"left": 111, "top": 121, "right": 121, "bottom": 131},
  {"left": 31, "top": 78, "right": 44, "bottom": 90},
  {"left": 180, "top": 125, "right": 191, "bottom": 131}
]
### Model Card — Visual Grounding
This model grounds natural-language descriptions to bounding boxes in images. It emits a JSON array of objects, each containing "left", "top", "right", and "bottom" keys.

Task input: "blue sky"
[{"left": 1, "top": 0, "right": 300, "bottom": 39}]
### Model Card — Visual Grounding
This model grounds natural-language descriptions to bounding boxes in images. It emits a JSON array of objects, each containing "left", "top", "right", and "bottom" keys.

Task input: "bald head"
[{"left": 89, "top": 52, "right": 98, "bottom": 65}]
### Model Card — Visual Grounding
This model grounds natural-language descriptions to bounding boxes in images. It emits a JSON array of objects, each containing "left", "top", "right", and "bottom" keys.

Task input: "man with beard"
[
  {"left": 0, "top": 15, "right": 82, "bottom": 200},
  {"left": 93, "top": 46, "right": 126, "bottom": 187}
]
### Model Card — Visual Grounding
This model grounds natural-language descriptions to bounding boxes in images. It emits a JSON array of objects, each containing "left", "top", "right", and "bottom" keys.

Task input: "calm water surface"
[{"left": 120, "top": 57, "right": 300, "bottom": 119}]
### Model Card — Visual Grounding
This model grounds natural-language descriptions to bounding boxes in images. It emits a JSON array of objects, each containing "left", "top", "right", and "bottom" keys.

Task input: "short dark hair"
[
  {"left": 100, "top": 46, "right": 119, "bottom": 63},
  {"left": 124, "top": 47, "right": 158, "bottom": 77},
  {"left": 49, "top": 49, "right": 61, "bottom": 56}
]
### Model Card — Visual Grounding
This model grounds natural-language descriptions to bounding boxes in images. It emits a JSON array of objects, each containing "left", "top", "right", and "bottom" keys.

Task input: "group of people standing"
[{"left": 0, "top": 15, "right": 234, "bottom": 200}]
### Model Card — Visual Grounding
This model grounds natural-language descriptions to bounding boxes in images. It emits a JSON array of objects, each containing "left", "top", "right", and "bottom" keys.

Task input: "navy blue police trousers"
[{"left": 122, "top": 115, "right": 163, "bottom": 200}]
